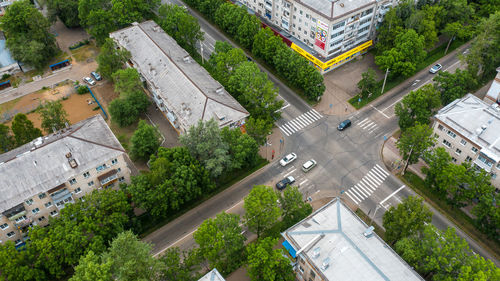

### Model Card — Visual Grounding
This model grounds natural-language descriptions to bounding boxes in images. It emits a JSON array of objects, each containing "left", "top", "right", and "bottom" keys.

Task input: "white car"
[
  {"left": 280, "top": 153, "right": 297, "bottom": 167},
  {"left": 429, "top": 63, "right": 442, "bottom": 74},
  {"left": 83, "top": 77, "right": 96, "bottom": 86}
]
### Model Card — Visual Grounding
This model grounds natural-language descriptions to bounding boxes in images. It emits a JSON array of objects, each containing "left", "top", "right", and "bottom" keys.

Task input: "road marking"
[
  {"left": 346, "top": 190, "right": 361, "bottom": 202},
  {"left": 226, "top": 199, "right": 244, "bottom": 212},
  {"left": 304, "top": 111, "right": 319, "bottom": 121},
  {"left": 358, "top": 180, "right": 375, "bottom": 193},
  {"left": 370, "top": 105, "right": 391, "bottom": 119},
  {"left": 284, "top": 123, "right": 296, "bottom": 133},
  {"left": 311, "top": 109, "right": 323, "bottom": 118},
  {"left": 358, "top": 118, "right": 369, "bottom": 126},
  {"left": 366, "top": 172, "right": 382, "bottom": 185},
  {"left": 375, "top": 164, "right": 390, "bottom": 176},
  {"left": 346, "top": 191, "right": 360, "bottom": 204},
  {"left": 443, "top": 60, "right": 460, "bottom": 72},
  {"left": 356, "top": 184, "right": 372, "bottom": 196},
  {"left": 353, "top": 185, "right": 369, "bottom": 197},
  {"left": 283, "top": 168, "right": 297, "bottom": 178},
  {"left": 350, "top": 187, "right": 365, "bottom": 200},
  {"left": 153, "top": 228, "right": 197, "bottom": 257},
  {"left": 299, "top": 179, "right": 309, "bottom": 186},
  {"left": 361, "top": 178, "right": 376, "bottom": 191}
]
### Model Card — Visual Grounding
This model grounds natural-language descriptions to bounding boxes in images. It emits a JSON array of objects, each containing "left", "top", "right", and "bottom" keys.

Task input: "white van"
[{"left": 302, "top": 159, "right": 317, "bottom": 172}]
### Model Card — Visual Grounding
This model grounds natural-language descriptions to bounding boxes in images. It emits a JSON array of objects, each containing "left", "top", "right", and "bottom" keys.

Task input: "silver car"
[
  {"left": 429, "top": 63, "right": 442, "bottom": 74},
  {"left": 83, "top": 77, "right": 96, "bottom": 86},
  {"left": 280, "top": 153, "right": 297, "bottom": 167}
]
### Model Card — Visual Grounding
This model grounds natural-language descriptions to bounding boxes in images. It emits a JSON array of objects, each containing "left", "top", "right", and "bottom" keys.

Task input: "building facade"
[
  {"left": 0, "top": 115, "right": 132, "bottom": 246},
  {"left": 239, "top": 0, "right": 397, "bottom": 73},
  {"left": 432, "top": 94, "right": 500, "bottom": 189},
  {"left": 110, "top": 21, "right": 249, "bottom": 134}
]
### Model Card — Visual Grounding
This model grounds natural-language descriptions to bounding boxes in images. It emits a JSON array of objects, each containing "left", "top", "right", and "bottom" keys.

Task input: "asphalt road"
[{"left": 153, "top": 0, "right": 499, "bottom": 266}]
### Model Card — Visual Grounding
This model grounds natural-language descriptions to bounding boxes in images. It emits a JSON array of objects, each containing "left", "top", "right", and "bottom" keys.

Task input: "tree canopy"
[
  {"left": 97, "top": 38, "right": 131, "bottom": 80},
  {"left": 395, "top": 84, "right": 441, "bottom": 131},
  {"left": 244, "top": 185, "right": 281, "bottom": 238},
  {"left": 433, "top": 69, "right": 478, "bottom": 106},
  {"left": 397, "top": 122, "right": 436, "bottom": 168},
  {"left": 130, "top": 120, "right": 160, "bottom": 161},
  {"left": 279, "top": 186, "right": 313, "bottom": 229},
  {"left": 11, "top": 113, "right": 42, "bottom": 146},
  {"left": 38, "top": 100, "right": 70, "bottom": 133},
  {"left": 0, "top": 124, "right": 15, "bottom": 152},
  {"left": 246, "top": 237, "right": 295, "bottom": 281}
]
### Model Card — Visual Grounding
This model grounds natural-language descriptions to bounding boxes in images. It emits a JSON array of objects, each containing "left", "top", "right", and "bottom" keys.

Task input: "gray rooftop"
[
  {"left": 197, "top": 268, "right": 225, "bottom": 281},
  {"left": 435, "top": 94, "right": 500, "bottom": 159},
  {"left": 297, "top": 0, "right": 376, "bottom": 20},
  {"left": 0, "top": 114, "right": 125, "bottom": 213},
  {"left": 109, "top": 21, "right": 249, "bottom": 131},
  {"left": 282, "top": 198, "right": 423, "bottom": 281},
  {"left": 485, "top": 67, "right": 500, "bottom": 103}
]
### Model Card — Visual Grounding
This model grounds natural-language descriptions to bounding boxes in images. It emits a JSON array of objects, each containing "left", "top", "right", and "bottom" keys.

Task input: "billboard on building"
[{"left": 315, "top": 20, "right": 328, "bottom": 50}]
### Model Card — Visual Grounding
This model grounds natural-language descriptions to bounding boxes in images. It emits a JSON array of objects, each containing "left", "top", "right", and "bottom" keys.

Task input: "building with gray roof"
[
  {"left": 484, "top": 67, "right": 500, "bottom": 105},
  {"left": 110, "top": 21, "right": 249, "bottom": 134},
  {"left": 281, "top": 198, "right": 423, "bottom": 281},
  {"left": 0, "top": 114, "right": 132, "bottom": 246},
  {"left": 198, "top": 268, "right": 226, "bottom": 281},
  {"left": 433, "top": 94, "right": 500, "bottom": 189}
]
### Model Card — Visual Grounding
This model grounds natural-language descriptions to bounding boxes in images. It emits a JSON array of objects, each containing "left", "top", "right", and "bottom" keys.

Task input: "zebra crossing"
[
  {"left": 357, "top": 117, "right": 378, "bottom": 134},
  {"left": 278, "top": 109, "right": 323, "bottom": 136},
  {"left": 345, "top": 164, "right": 390, "bottom": 205}
]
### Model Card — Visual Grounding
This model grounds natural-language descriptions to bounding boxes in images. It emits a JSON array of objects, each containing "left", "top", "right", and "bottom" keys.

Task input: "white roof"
[
  {"left": 282, "top": 198, "right": 423, "bottom": 281},
  {"left": 297, "top": 0, "right": 376, "bottom": 20},
  {"left": 485, "top": 67, "right": 500, "bottom": 103},
  {"left": 110, "top": 21, "right": 248, "bottom": 132},
  {"left": 0, "top": 115, "right": 125, "bottom": 214},
  {"left": 198, "top": 268, "right": 225, "bottom": 281}
]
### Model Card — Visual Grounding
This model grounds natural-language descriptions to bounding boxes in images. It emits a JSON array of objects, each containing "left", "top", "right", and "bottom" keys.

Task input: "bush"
[
  {"left": 76, "top": 85, "right": 89, "bottom": 94},
  {"left": 1, "top": 73, "right": 11, "bottom": 80}
]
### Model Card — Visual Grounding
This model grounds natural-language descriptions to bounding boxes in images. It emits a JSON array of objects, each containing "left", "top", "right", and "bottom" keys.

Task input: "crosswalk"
[
  {"left": 357, "top": 117, "right": 378, "bottom": 134},
  {"left": 345, "top": 164, "right": 390, "bottom": 205},
  {"left": 278, "top": 109, "right": 323, "bottom": 137}
]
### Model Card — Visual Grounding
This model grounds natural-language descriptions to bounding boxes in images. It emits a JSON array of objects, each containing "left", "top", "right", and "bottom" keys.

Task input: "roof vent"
[
  {"left": 66, "top": 152, "right": 72, "bottom": 158},
  {"left": 33, "top": 137, "right": 43, "bottom": 147},
  {"left": 312, "top": 247, "right": 321, "bottom": 259},
  {"left": 363, "top": 226, "right": 375, "bottom": 238},
  {"left": 216, "top": 87, "right": 224, "bottom": 94},
  {"left": 69, "top": 159, "right": 78, "bottom": 168},
  {"left": 340, "top": 2, "right": 344, "bottom": 7},
  {"left": 183, "top": 56, "right": 191, "bottom": 63},
  {"left": 481, "top": 124, "right": 487, "bottom": 130},
  {"left": 320, "top": 257, "right": 330, "bottom": 271},
  {"left": 153, "top": 25, "right": 161, "bottom": 32}
]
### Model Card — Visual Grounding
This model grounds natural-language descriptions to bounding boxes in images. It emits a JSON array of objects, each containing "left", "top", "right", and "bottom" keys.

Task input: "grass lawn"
[
  {"left": 399, "top": 171, "right": 500, "bottom": 260},
  {"left": 71, "top": 44, "right": 100, "bottom": 62},
  {"left": 349, "top": 39, "right": 468, "bottom": 109}
]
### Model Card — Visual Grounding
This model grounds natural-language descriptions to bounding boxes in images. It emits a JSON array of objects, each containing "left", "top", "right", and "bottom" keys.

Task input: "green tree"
[
  {"left": 97, "top": 38, "right": 131, "bottom": 80},
  {"left": 130, "top": 120, "right": 160, "bottom": 161},
  {"left": 457, "top": 254, "right": 500, "bottom": 281},
  {"left": 279, "top": 186, "right": 313, "bottom": 229},
  {"left": 244, "top": 185, "right": 281, "bottom": 238},
  {"left": 439, "top": 0, "right": 474, "bottom": 25},
  {"left": 221, "top": 126, "right": 259, "bottom": 170},
  {"left": 112, "top": 68, "right": 143, "bottom": 95},
  {"left": 442, "top": 21, "right": 472, "bottom": 55},
  {"left": 253, "top": 28, "right": 283, "bottom": 63},
  {"left": 245, "top": 117, "right": 273, "bottom": 145},
  {"left": 421, "top": 147, "right": 452, "bottom": 196},
  {"left": 433, "top": 69, "right": 478, "bottom": 105},
  {"left": 38, "top": 100, "right": 70, "bottom": 133},
  {"left": 375, "top": 29, "right": 427, "bottom": 77},
  {"left": 70, "top": 251, "right": 113, "bottom": 281},
  {"left": 158, "top": 248, "right": 199, "bottom": 281},
  {"left": 11, "top": 113, "right": 42, "bottom": 146},
  {"left": 193, "top": 212, "right": 246, "bottom": 274},
  {"left": 236, "top": 13, "right": 260, "bottom": 49},
  {"left": 246, "top": 237, "right": 295, "bottom": 281},
  {"left": 397, "top": 122, "right": 436, "bottom": 172},
  {"left": 109, "top": 91, "right": 150, "bottom": 127},
  {"left": 157, "top": 4, "right": 204, "bottom": 54},
  {"left": 209, "top": 45, "right": 247, "bottom": 86},
  {"left": 0, "top": 124, "right": 15, "bottom": 152},
  {"left": 46, "top": 0, "right": 80, "bottom": 27},
  {"left": 179, "top": 119, "right": 230, "bottom": 178},
  {"left": 395, "top": 84, "right": 441, "bottom": 130},
  {"left": 472, "top": 192, "right": 500, "bottom": 241},
  {"left": 382, "top": 196, "right": 432, "bottom": 244},
  {"left": 357, "top": 68, "right": 378, "bottom": 99},
  {"left": 375, "top": 8, "right": 405, "bottom": 54},
  {"left": 0, "top": 241, "right": 42, "bottom": 281}
]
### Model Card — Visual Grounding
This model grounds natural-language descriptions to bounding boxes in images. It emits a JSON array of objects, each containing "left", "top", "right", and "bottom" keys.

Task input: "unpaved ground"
[
  {"left": 53, "top": 19, "right": 90, "bottom": 54},
  {"left": 90, "top": 81, "right": 119, "bottom": 109}
]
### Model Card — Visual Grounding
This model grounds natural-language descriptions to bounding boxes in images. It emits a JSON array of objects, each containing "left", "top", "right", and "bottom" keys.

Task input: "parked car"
[
  {"left": 276, "top": 176, "right": 295, "bottom": 190},
  {"left": 280, "top": 153, "right": 297, "bottom": 167},
  {"left": 83, "top": 77, "right": 96, "bottom": 86},
  {"left": 429, "top": 63, "right": 442, "bottom": 74},
  {"left": 302, "top": 159, "right": 317, "bottom": 172},
  {"left": 337, "top": 119, "right": 351, "bottom": 131},
  {"left": 91, "top": 71, "right": 102, "bottom": 81}
]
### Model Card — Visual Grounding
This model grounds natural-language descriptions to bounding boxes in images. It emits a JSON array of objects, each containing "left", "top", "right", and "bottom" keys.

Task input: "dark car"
[
  {"left": 337, "top": 119, "right": 351, "bottom": 131},
  {"left": 91, "top": 71, "right": 102, "bottom": 81},
  {"left": 276, "top": 176, "right": 295, "bottom": 190}
]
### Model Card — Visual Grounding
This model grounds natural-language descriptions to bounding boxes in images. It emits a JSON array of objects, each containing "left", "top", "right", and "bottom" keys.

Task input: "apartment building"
[
  {"left": 110, "top": 21, "right": 249, "bottom": 134},
  {"left": 432, "top": 94, "right": 500, "bottom": 189},
  {"left": 0, "top": 115, "right": 132, "bottom": 246},
  {"left": 239, "top": 0, "right": 397, "bottom": 73},
  {"left": 484, "top": 67, "right": 500, "bottom": 105},
  {"left": 198, "top": 269, "right": 225, "bottom": 281},
  {"left": 281, "top": 198, "right": 423, "bottom": 281}
]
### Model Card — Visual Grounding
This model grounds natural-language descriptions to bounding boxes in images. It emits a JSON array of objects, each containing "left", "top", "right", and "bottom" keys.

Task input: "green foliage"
[
  {"left": 130, "top": 120, "right": 160, "bottom": 161},
  {"left": 246, "top": 237, "right": 295, "bottom": 281},
  {"left": 46, "top": 0, "right": 80, "bottom": 27},
  {"left": 123, "top": 147, "right": 215, "bottom": 217},
  {"left": 70, "top": 251, "right": 113, "bottom": 281},
  {"left": 245, "top": 116, "right": 273, "bottom": 145},
  {"left": 158, "top": 248, "right": 200, "bottom": 281},
  {"left": 0, "top": 0, "right": 58, "bottom": 69},
  {"left": 0, "top": 241, "right": 44, "bottom": 280},
  {"left": 97, "top": 38, "right": 131, "bottom": 80},
  {"left": 157, "top": 4, "right": 204, "bottom": 54},
  {"left": 109, "top": 91, "right": 150, "bottom": 127},
  {"left": 397, "top": 122, "right": 436, "bottom": 166},
  {"left": 433, "top": 69, "right": 478, "bottom": 106},
  {"left": 77, "top": 85, "right": 90, "bottom": 95},
  {"left": 382, "top": 196, "right": 432, "bottom": 245},
  {"left": 193, "top": 212, "right": 246, "bottom": 274},
  {"left": 209, "top": 44, "right": 247, "bottom": 86},
  {"left": 243, "top": 185, "right": 281, "bottom": 238},
  {"left": 472, "top": 192, "right": 500, "bottom": 242},
  {"left": 221, "top": 126, "right": 259, "bottom": 170},
  {"left": 112, "top": 68, "right": 143, "bottom": 95},
  {"left": 395, "top": 84, "right": 441, "bottom": 130},
  {"left": 375, "top": 8, "right": 405, "bottom": 54},
  {"left": 38, "top": 100, "right": 70, "bottom": 133},
  {"left": 421, "top": 147, "right": 452, "bottom": 197},
  {"left": 357, "top": 68, "right": 377, "bottom": 99},
  {"left": 0, "top": 123, "right": 15, "bottom": 152},
  {"left": 11, "top": 113, "right": 43, "bottom": 146},
  {"left": 279, "top": 186, "right": 313, "bottom": 229}
]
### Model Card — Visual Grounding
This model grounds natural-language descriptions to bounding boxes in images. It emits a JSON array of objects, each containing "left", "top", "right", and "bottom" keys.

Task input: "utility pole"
[
  {"left": 381, "top": 68, "right": 389, "bottom": 94},
  {"left": 200, "top": 42, "right": 204, "bottom": 64},
  {"left": 370, "top": 185, "right": 406, "bottom": 225},
  {"left": 401, "top": 146, "right": 413, "bottom": 176}
]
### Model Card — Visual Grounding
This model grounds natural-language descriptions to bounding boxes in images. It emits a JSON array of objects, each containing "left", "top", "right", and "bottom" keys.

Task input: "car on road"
[
  {"left": 280, "top": 153, "right": 297, "bottom": 166},
  {"left": 83, "top": 77, "right": 96, "bottom": 86},
  {"left": 276, "top": 176, "right": 295, "bottom": 190},
  {"left": 429, "top": 63, "right": 442, "bottom": 74},
  {"left": 302, "top": 159, "right": 317, "bottom": 172},
  {"left": 337, "top": 119, "right": 351, "bottom": 131},
  {"left": 91, "top": 71, "right": 102, "bottom": 81}
]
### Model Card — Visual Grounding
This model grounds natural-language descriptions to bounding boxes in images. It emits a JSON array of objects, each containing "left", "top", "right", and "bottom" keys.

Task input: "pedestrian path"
[
  {"left": 356, "top": 117, "right": 378, "bottom": 134},
  {"left": 344, "top": 164, "right": 390, "bottom": 205},
  {"left": 278, "top": 109, "right": 323, "bottom": 137}
]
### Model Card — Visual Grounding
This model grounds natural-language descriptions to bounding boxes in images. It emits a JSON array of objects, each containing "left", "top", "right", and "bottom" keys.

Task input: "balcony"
[
  {"left": 51, "top": 188, "right": 74, "bottom": 209},
  {"left": 2, "top": 203, "right": 26, "bottom": 221},
  {"left": 265, "top": 1, "right": 272, "bottom": 10},
  {"left": 98, "top": 169, "right": 119, "bottom": 187}
]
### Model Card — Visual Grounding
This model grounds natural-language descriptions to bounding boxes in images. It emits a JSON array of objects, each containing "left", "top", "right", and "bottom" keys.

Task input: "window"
[
  {"left": 117, "top": 168, "right": 121, "bottom": 172},
  {"left": 455, "top": 148, "right": 462, "bottom": 155},
  {"left": 310, "top": 270, "right": 316, "bottom": 279},
  {"left": 332, "top": 21, "right": 345, "bottom": 30},
  {"left": 465, "top": 156, "right": 473, "bottom": 162},
  {"left": 119, "top": 177, "right": 125, "bottom": 182},
  {"left": 69, "top": 178, "right": 77, "bottom": 185},
  {"left": 460, "top": 139, "right": 467, "bottom": 146},
  {"left": 478, "top": 154, "right": 493, "bottom": 167},
  {"left": 293, "top": 15, "right": 296, "bottom": 19},
  {"left": 32, "top": 208, "right": 40, "bottom": 214},
  {"left": 298, "top": 27, "right": 301, "bottom": 31},
  {"left": 311, "top": 17, "right": 316, "bottom": 22},
  {"left": 497, "top": 162, "right": 500, "bottom": 169},
  {"left": 15, "top": 239, "right": 23, "bottom": 245},
  {"left": 491, "top": 173, "right": 497, "bottom": 179},
  {"left": 298, "top": 265, "right": 304, "bottom": 273},
  {"left": 358, "top": 25, "right": 370, "bottom": 33},
  {"left": 38, "top": 216, "right": 46, "bottom": 222},
  {"left": 331, "top": 30, "right": 344, "bottom": 38},
  {"left": 447, "top": 130, "right": 457, "bottom": 138},
  {"left": 38, "top": 193, "right": 46, "bottom": 199},
  {"left": 442, "top": 139, "right": 451, "bottom": 148},
  {"left": 96, "top": 164, "right": 108, "bottom": 172},
  {"left": 45, "top": 201, "right": 52, "bottom": 208},
  {"left": 306, "top": 14, "right": 309, "bottom": 19},
  {"left": 471, "top": 147, "right": 478, "bottom": 153},
  {"left": 299, "top": 10, "right": 303, "bottom": 15},
  {"left": 7, "top": 231, "right": 15, "bottom": 238},
  {"left": 50, "top": 210, "right": 58, "bottom": 217},
  {"left": 74, "top": 187, "right": 82, "bottom": 194},
  {"left": 0, "top": 223, "right": 9, "bottom": 230},
  {"left": 305, "top": 22, "right": 308, "bottom": 26},
  {"left": 15, "top": 215, "right": 26, "bottom": 223},
  {"left": 83, "top": 171, "right": 90, "bottom": 178},
  {"left": 88, "top": 181, "right": 95, "bottom": 187},
  {"left": 452, "top": 157, "right": 457, "bottom": 163},
  {"left": 438, "top": 124, "right": 444, "bottom": 131},
  {"left": 25, "top": 198, "right": 33, "bottom": 206}
]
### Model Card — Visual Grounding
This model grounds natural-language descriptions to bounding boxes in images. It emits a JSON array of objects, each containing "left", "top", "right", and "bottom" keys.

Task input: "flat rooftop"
[
  {"left": 110, "top": 21, "right": 248, "bottom": 131},
  {"left": 0, "top": 114, "right": 124, "bottom": 214},
  {"left": 435, "top": 94, "right": 500, "bottom": 158},
  {"left": 197, "top": 268, "right": 225, "bottom": 281},
  {"left": 282, "top": 198, "right": 423, "bottom": 281},
  {"left": 297, "top": 0, "right": 376, "bottom": 20}
]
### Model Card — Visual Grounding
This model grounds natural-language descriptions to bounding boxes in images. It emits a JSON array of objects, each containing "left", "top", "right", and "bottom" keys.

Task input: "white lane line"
[
  {"left": 287, "top": 121, "right": 300, "bottom": 131},
  {"left": 366, "top": 172, "right": 382, "bottom": 185},
  {"left": 370, "top": 168, "right": 386, "bottom": 182},
  {"left": 299, "top": 179, "right": 308, "bottom": 186},
  {"left": 368, "top": 128, "right": 378, "bottom": 134},
  {"left": 364, "top": 123, "right": 378, "bottom": 130},
  {"left": 443, "top": 60, "right": 460, "bottom": 72},
  {"left": 346, "top": 190, "right": 362, "bottom": 202},
  {"left": 356, "top": 183, "right": 372, "bottom": 196},
  {"left": 283, "top": 168, "right": 297, "bottom": 178},
  {"left": 352, "top": 185, "right": 369, "bottom": 197},
  {"left": 345, "top": 191, "right": 360, "bottom": 204},
  {"left": 382, "top": 96, "right": 404, "bottom": 112},
  {"left": 304, "top": 111, "right": 319, "bottom": 121},
  {"left": 363, "top": 175, "right": 379, "bottom": 189},
  {"left": 370, "top": 105, "right": 391, "bottom": 119},
  {"left": 358, "top": 118, "right": 369, "bottom": 126},
  {"left": 375, "top": 164, "right": 390, "bottom": 176},
  {"left": 290, "top": 119, "right": 304, "bottom": 130},
  {"left": 361, "top": 178, "right": 376, "bottom": 192},
  {"left": 284, "top": 123, "right": 296, "bottom": 134},
  {"left": 358, "top": 180, "right": 375, "bottom": 193},
  {"left": 279, "top": 126, "right": 291, "bottom": 136},
  {"left": 350, "top": 188, "right": 365, "bottom": 200},
  {"left": 355, "top": 184, "right": 371, "bottom": 197},
  {"left": 294, "top": 116, "right": 308, "bottom": 127},
  {"left": 297, "top": 114, "right": 312, "bottom": 126},
  {"left": 360, "top": 121, "right": 374, "bottom": 129},
  {"left": 311, "top": 109, "right": 323, "bottom": 118},
  {"left": 154, "top": 227, "right": 197, "bottom": 256},
  {"left": 279, "top": 103, "right": 291, "bottom": 111}
]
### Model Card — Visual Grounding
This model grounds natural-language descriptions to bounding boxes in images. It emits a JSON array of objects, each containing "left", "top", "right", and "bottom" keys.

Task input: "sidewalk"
[
  {"left": 258, "top": 127, "right": 285, "bottom": 162},
  {"left": 381, "top": 136, "right": 427, "bottom": 178}
]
